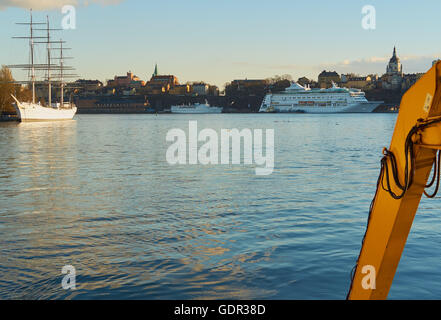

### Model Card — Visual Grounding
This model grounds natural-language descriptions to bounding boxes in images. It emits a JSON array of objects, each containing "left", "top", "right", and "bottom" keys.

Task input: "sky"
[{"left": 0, "top": 0, "right": 440, "bottom": 88}]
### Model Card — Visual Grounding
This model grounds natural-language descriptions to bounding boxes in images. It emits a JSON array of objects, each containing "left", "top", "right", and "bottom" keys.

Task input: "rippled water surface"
[{"left": 2, "top": 113, "right": 441, "bottom": 299}]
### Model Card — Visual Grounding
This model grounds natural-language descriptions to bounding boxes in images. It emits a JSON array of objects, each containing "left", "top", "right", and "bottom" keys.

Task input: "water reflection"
[{"left": 2, "top": 114, "right": 438, "bottom": 299}]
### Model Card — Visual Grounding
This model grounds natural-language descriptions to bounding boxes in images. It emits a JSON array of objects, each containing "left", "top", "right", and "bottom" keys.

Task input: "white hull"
[
  {"left": 262, "top": 102, "right": 382, "bottom": 113},
  {"left": 13, "top": 99, "right": 77, "bottom": 121},
  {"left": 171, "top": 104, "right": 223, "bottom": 114}
]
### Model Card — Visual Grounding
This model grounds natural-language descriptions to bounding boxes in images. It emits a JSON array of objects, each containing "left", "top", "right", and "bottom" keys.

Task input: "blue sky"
[{"left": 0, "top": 0, "right": 440, "bottom": 88}]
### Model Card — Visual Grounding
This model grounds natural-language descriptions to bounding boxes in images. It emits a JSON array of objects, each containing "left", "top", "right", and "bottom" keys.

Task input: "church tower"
[
  {"left": 152, "top": 63, "right": 158, "bottom": 78},
  {"left": 382, "top": 47, "right": 404, "bottom": 90},
  {"left": 386, "top": 47, "right": 403, "bottom": 75}
]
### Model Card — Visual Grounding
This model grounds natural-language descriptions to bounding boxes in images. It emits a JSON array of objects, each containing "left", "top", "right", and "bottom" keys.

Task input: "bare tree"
[
  {"left": 266, "top": 74, "right": 293, "bottom": 84},
  {"left": 0, "top": 66, "right": 15, "bottom": 114}
]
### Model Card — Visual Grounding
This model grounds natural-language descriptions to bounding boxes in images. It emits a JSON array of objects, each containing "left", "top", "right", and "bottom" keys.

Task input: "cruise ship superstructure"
[
  {"left": 171, "top": 103, "right": 223, "bottom": 114},
  {"left": 259, "top": 82, "right": 383, "bottom": 113}
]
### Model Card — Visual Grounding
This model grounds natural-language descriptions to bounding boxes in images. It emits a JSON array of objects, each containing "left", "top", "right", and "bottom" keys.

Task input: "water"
[{"left": 1, "top": 113, "right": 441, "bottom": 300}]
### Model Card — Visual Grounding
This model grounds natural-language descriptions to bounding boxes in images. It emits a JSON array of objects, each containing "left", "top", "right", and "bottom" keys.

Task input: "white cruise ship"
[
  {"left": 171, "top": 103, "right": 223, "bottom": 114},
  {"left": 259, "top": 82, "right": 383, "bottom": 113}
]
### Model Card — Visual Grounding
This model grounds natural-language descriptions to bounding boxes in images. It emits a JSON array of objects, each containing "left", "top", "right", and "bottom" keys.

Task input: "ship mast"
[
  {"left": 52, "top": 39, "right": 76, "bottom": 107},
  {"left": 40, "top": 20, "right": 76, "bottom": 108},
  {"left": 30, "top": 10, "right": 35, "bottom": 104},
  {"left": 52, "top": 40, "right": 76, "bottom": 107},
  {"left": 9, "top": 12, "right": 77, "bottom": 107},
  {"left": 60, "top": 40, "right": 64, "bottom": 106},
  {"left": 46, "top": 15, "right": 51, "bottom": 107},
  {"left": 9, "top": 10, "right": 46, "bottom": 103}
]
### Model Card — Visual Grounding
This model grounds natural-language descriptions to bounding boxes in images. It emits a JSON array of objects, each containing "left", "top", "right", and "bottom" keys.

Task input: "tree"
[
  {"left": 0, "top": 65, "right": 14, "bottom": 114},
  {"left": 265, "top": 74, "right": 293, "bottom": 85},
  {"left": 270, "top": 79, "right": 291, "bottom": 92},
  {"left": 17, "top": 83, "right": 32, "bottom": 103},
  {"left": 0, "top": 66, "right": 32, "bottom": 115}
]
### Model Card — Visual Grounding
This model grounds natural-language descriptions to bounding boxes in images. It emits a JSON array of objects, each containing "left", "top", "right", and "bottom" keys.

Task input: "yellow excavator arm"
[{"left": 348, "top": 61, "right": 441, "bottom": 300}]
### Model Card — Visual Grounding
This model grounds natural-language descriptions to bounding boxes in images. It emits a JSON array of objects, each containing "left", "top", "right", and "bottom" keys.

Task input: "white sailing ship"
[{"left": 9, "top": 11, "right": 77, "bottom": 121}]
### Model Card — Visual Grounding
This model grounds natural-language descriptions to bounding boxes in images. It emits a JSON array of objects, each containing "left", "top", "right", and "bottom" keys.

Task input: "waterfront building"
[
  {"left": 225, "top": 79, "right": 268, "bottom": 97},
  {"left": 169, "top": 84, "right": 191, "bottom": 95},
  {"left": 143, "top": 64, "right": 179, "bottom": 95},
  {"left": 122, "top": 88, "right": 136, "bottom": 96},
  {"left": 340, "top": 75, "right": 372, "bottom": 89},
  {"left": 192, "top": 83, "right": 210, "bottom": 96},
  {"left": 208, "top": 85, "right": 219, "bottom": 96},
  {"left": 340, "top": 73, "right": 354, "bottom": 83},
  {"left": 378, "top": 47, "right": 425, "bottom": 91},
  {"left": 318, "top": 71, "right": 341, "bottom": 88},
  {"left": 74, "top": 95, "right": 150, "bottom": 113},
  {"left": 229, "top": 79, "right": 267, "bottom": 92},
  {"left": 143, "top": 75, "right": 179, "bottom": 94},
  {"left": 401, "top": 73, "right": 424, "bottom": 90},
  {"left": 107, "top": 71, "right": 145, "bottom": 89},
  {"left": 74, "top": 79, "right": 103, "bottom": 95},
  {"left": 102, "top": 87, "right": 116, "bottom": 96}
]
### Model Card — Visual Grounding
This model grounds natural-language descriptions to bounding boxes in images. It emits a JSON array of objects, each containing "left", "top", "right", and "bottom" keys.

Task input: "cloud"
[
  {"left": 230, "top": 52, "right": 441, "bottom": 81},
  {"left": 0, "top": 0, "right": 122, "bottom": 10},
  {"left": 318, "top": 53, "right": 441, "bottom": 75}
]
